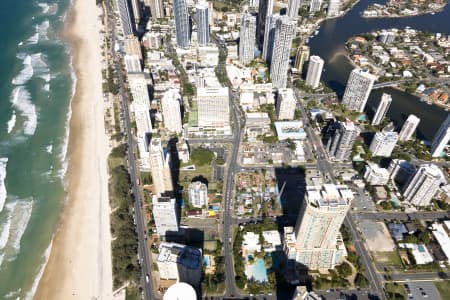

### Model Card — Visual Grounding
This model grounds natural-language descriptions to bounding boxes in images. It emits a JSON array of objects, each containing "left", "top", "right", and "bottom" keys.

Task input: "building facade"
[
  {"left": 287, "top": 0, "right": 301, "bottom": 18},
  {"left": 270, "top": 16, "right": 296, "bottom": 89},
  {"left": 369, "top": 130, "right": 398, "bottom": 157},
  {"left": 149, "top": 138, "right": 173, "bottom": 196},
  {"left": 309, "top": 0, "right": 322, "bottom": 12},
  {"left": 431, "top": 114, "right": 450, "bottom": 157},
  {"left": 372, "top": 93, "right": 392, "bottom": 126},
  {"left": 364, "top": 163, "right": 390, "bottom": 186},
  {"left": 294, "top": 45, "right": 310, "bottom": 73},
  {"left": 197, "top": 87, "right": 230, "bottom": 128},
  {"left": 305, "top": 55, "right": 324, "bottom": 89},
  {"left": 153, "top": 197, "right": 179, "bottom": 236},
  {"left": 342, "top": 68, "right": 376, "bottom": 112},
  {"left": 262, "top": 14, "right": 280, "bottom": 63},
  {"left": 196, "top": 4, "right": 209, "bottom": 46},
  {"left": 161, "top": 89, "right": 183, "bottom": 134},
  {"left": 173, "top": 0, "right": 190, "bottom": 48},
  {"left": 276, "top": 88, "right": 296, "bottom": 120},
  {"left": 398, "top": 114, "right": 421, "bottom": 141},
  {"left": 403, "top": 164, "right": 446, "bottom": 206},
  {"left": 116, "top": 0, "right": 134, "bottom": 36},
  {"left": 148, "top": 0, "right": 165, "bottom": 19},
  {"left": 327, "top": 120, "right": 360, "bottom": 161},
  {"left": 257, "top": 0, "right": 274, "bottom": 48},
  {"left": 188, "top": 181, "right": 208, "bottom": 208},
  {"left": 239, "top": 13, "right": 257, "bottom": 65},
  {"left": 327, "top": 0, "right": 341, "bottom": 17}
]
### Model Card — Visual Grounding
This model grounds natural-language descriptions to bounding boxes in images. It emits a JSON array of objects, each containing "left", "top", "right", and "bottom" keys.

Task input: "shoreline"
[
  {"left": 33, "top": 0, "right": 113, "bottom": 298},
  {"left": 361, "top": 4, "right": 447, "bottom": 19}
]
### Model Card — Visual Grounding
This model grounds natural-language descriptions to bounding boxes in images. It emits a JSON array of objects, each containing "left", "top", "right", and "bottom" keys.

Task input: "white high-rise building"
[
  {"left": 431, "top": 114, "right": 450, "bottom": 157},
  {"left": 124, "top": 54, "right": 142, "bottom": 73},
  {"left": 309, "top": 0, "right": 322, "bottom": 12},
  {"left": 364, "top": 163, "right": 390, "bottom": 186},
  {"left": 327, "top": 120, "right": 360, "bottom": 161},
  {"left": 327, "top": 0, "right": 341, "bottom": 17},
  {"left": 372, "top": 93, "right": 392, "bottom": 126},
  {"left": 403, "top": 164, "right": 446, "bottom": 206},
  {"left": 287, "top": 0, "right": 301, "bottom": 18},
  {"left": 276, "top": 88, "right": 296, "bottom": 120},
  {"left": 262, "top": 14, "right": 280, "bottom": 63},
  {"left": 173, "top": 0, "right": 190, "bottom": 48},
  {"left": 305, "top": 55, "right": 324, "bottom": 89},
  {"left": 342, "top": 68, "right": 376, "bottom": 112},
  {"left": 196, "top": 4, "right": 209, "bottom": 46},
  {"left": 398, "top": 114, "right": 421, "bottom": 141},
  {"left": 239, "top": 13, "right": 257, "bottom": 65},
  {"left": 149, "top": 139, "right": 173, "bottom": 197},
  {"left": 153, "top": 197, "right": 179, "bottom": 236},
  {"left": 197, "top": 87, "right": 230, "bottom": 128},
  {"left": 270, "top": 16, "right": 296, "bottom": 89},
  {"left": 161, "top": 89, "right": 183, "bottom": 134},
  {"left": 188, "top": 181, "right": 208, "bottom": 208},
  {"left": 149, "top": 0, "right": 165, "bottom": 19},
  {"left": 285, "top": 184, "right": 352, "bottom": 271},
  {"left": 369, "top": 130, "right": 398, "bottom": 157},
  {"left": 130, "top": 0, "right": 141, "bottom": 27},
  {"left": 116, "top": 0, "right": 134, "bottom": 36}
]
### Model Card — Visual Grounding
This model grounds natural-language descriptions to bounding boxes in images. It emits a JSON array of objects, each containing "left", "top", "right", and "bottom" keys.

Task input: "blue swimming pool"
[{"left": 246, "top": 258, "right": 268, "bottom": 282}]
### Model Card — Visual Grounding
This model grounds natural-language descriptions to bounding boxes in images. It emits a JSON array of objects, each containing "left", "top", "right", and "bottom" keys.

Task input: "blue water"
[
  {"left": 247, "top": 258, "right": 268, "bottom": 282},
  {"left": 0, "top": 0, "right": 72, "bottom": 298}
]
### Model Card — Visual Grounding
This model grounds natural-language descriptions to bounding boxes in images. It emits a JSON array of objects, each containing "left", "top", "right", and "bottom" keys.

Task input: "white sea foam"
[
  {"left": 25, "top": 239, "right": 52, "bottom": 300},
  {"left": 37, "top": 2, "right": 50, "bottom": 14},
  {"left": 43, "top": 83, "right": 50, "bottom": 92},
  {"left": 37, "top": 2, "right": 58, "bottom": 15},
  {"left": 46, "top": 144, "right": 53, "bottom": 154},
  {"left": 26, "top": 31, "right": 39, "bottom": 45},
  {"left": 0, "top": 201, "right": 17, "bottom": 267},
  {"left": 12, "top": 55, "right": 33, "bottom": 85},
  {"left": 9, "top": 200, "right": 33, "bottom": 254},
  {"left": 3, "top": 288, "right": 21, "bottom": 299},
  {"left": 10, "top": 87, "right": 38, "bottom": 136},
  {"left": 0, "top": 158, "right": 8, "bottom": 214},
  {"left": 37, "top": 20, "right": 50, "bottom": 41},
  {"left": 7, "top": 111, "right": 16, "bottom": 134}
]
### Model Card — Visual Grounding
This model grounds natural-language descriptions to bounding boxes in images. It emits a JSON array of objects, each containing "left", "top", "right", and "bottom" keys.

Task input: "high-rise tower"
[
  {"left": 196, "top": 3, "right": 209, "bottom": 46},
  {"left": 305, "top": 55, "right": 324, "bottom": 89},
  {"left": 173, "top": 0, "right": 190, "bottom": 48},
  {"left": 372, "top": 93, "right": 392, "bottom": 126},
  {"left": 239, "top": 13, "right": 257, "bottom": 65},
  {"left": 342, "top": 68, "right": 376, "bottom": 112}
]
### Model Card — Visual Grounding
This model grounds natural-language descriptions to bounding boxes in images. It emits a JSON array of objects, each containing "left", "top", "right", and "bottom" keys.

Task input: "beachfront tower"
[
  {"left": 153, "top": 197, "right": 179, "bottom": 237},
  {"left": 257, "top": 0, "right": 274, "bottom": 48},
  {"left": 270, "top": 16, "right": 296, "bottom": 89},
  {"left": 287, "top": 0, "right": 301, "bottom": 18},
  {"left": 149, "top": 138, "right": 173, "bottom": 197},
  {"left": 342, "top": 68, "right": 376, "bottom": 112},
  {"left": 262, "top": 14, "right": 280, "bottom": 63},
  {"left": 327, "top": 120, "right": 360, "bottom": 161},
  {"left": 130, "top": 0, "right": 141, "bottom": 28},
  {"left": 403, "top": 164, "right": 446, "bottom": 206},
  {"left": 372, "top": 93, "right": 392, "bottom": 126},
  {"left": 116, "top": 0, "right": 134, "bottom": 36},
  {"left": 398, "top": 114, "right": 421, "bottom": 141},
  {"left": 305, "top": 55, "right": 324, "bottom": 89},
  {"left": 285, "top": 184, "right": 352, "bottom": 271},
  {"left": 309, "top": 0, "right": 322, "bottom": 12},
  {"left": 148, "top": 0, "right": 165, "bottom": 19},
  {"left": 239, "top": 13, "right": 257, "bottom": 65},
  {"left": 327, "top": 0, "right": 341, "bottom": 17},
  {"left": 196, "top": 3, "right": 209, "bottom": 46},
  {"left": 431, "top": 114, "right": 450, "bottom": 157},
  {"left": 173, "top": 0, "right": 190, "bottom": 48},
  {"left": 161, "top": 89, "right": 183, "bottom": 134}
]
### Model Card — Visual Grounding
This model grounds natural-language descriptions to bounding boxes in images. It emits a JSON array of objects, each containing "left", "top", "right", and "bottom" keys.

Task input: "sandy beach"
[{"left": 34, "top": 0, "right": 113, "bottom": 299}]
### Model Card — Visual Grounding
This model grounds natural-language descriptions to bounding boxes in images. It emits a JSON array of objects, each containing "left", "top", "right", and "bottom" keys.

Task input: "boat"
[{"left": 314, "top": 30, "right": 319, "bottom": 35}]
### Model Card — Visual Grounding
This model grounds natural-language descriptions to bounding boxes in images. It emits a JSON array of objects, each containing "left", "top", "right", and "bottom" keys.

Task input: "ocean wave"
[
  {"left": 0, "top": 158, "right": 8, "bottom": 214},
  {"left": 12, "top": 55, "right": 33, "bottom": 85},
  {"left": 3, "top": 288, "right": 21, "bottom": 299},
  {"left": 7, "top": 111, "right": 16, "bottom": 134},
  {"left": 37, "top": 2, "right": 50, "bottom": 14},
  {"left": 37, "top": 20, "right": 50, "bottom": 41},
  {"left": 12, "top": 52, "right": 50, "bottom": 85},
  {"left": 37, "top": 2, "right": 58, "bottom": 15},
  {"left": 46, "top": 144, "right": 53, "bottom": 154},
  {"left": 43, "top": 83, "right": 50, "bottom": 92},
  {"left": 25, "top": 239, "right": 52, "bottom": 300},
  {"left": 10, "top": 86, "right": 38, "bottom": 136},
  {"left": 0, "top": 199, "right": 33, "bottom": 268}
]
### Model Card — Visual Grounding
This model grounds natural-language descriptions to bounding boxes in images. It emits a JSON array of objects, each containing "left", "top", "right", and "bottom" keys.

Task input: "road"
[
  {"left": 292, "top": 83, "right": 386, "bottom": 300},
  {"left": 355, "top": 211, "right": 450, "bottom": 221},
  {"left": 105, "top": 1, "right": 155, "bottom": 299},
  {"left": 389, "top": 272, "right": 450, "bottom": 282}
]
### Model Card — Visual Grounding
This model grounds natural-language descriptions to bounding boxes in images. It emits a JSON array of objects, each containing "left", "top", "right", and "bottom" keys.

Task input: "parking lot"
[{"left": 404, "top": 281, "right": 441, "bottom": 300}]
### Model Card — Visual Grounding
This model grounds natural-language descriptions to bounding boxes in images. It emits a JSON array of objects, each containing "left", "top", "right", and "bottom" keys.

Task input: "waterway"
[{"left": 308, "top": 0, "right": 450, "bottom": 140}]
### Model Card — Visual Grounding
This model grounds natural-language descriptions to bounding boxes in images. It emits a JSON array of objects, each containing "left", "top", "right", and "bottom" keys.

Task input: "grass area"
[
  {"left": 373, "top": 251, "right": 404, "bottom": 268},
  {"left": 435, "top": 281, "right": 450, "bottom": 300},
  {"left": 125, "top": 288, "right": 139, "bottom": 300},
  {"left": 179, "top": 164, "right": 213, "bottom": 188},
  {"left": 385, "top": 282, "right": 406, "bottom": 300}
]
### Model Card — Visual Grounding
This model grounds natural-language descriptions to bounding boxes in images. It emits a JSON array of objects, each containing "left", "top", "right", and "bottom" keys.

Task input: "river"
[{"left": 307, "top": 0, "right": 450, "bottom": 140}]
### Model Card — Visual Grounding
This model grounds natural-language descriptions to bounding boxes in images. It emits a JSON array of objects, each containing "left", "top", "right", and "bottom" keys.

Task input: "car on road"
[{"left": 145, "top": 274, "right": 149, "bottom": 283}]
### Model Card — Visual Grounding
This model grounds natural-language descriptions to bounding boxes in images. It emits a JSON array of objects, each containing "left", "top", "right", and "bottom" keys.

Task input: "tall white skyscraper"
[
  {"left": 161, "top": 89, "right": 183, "bottom": 134},
  {"left": 196, "top": 4, "right": 209, "bottom": 46},
  {"left": 342, "top": 68, "right": 376, "bottom": 112},
  {"left": 309, "top": 0, "right": 322, "bottom": 12},
  {"left": 116, "top": 0, "right": 134, "bottom": 36},
  {"left": 130, "top": 0, "right": 141, "bottom": 28},
  {"left": 148, "top": 0, "right": 165, "bottom": 19},
  {"left": 327, "top": 120, "right": 360, "bottom": 161},
  {"left": 403, "top": 164, "right": 446, "bottom": 206},
  {"left": 262, "top": 14, "right": 280, "bottom": 63},
  {"left": 276, "top": 88, "right": 296, "bottom": 120},
  {"left": 369, "top": 130, "right": 398, "bottom": 157},
  {"left": 305, "top": 55, "right": 324, "bottom": 89},
  {"left": 173, "top": 0, "right": 190, "bottom": 48},
  {"left": 149, "top": 138, "right": 173, "bottom": 197},
  {"left": 372, "top": 93, "right": 392, "bottom": 126},
  {"left": 188, "top": 181, "right": 208, "bottom": 208},
  {"left": 270, "top": 16, "right": 296, "bottom": 89},
  {"left": 153, "top": 196, "right": 179, "bottom": 236},
  {"left": 287, "top": 0, "right": 301, "bottom": 18},
  {"left": 197, "top": 87, "right": 230, "bottom": 128},
  {"left": 285, "top": 184, "right": 352, "bottom": 271},
  {"left": 257, "top": 0, "right": 274, "bottom": 48},
  {"left": 398, "top": 114, "right": 420, "bottom": 141},
  {"left": 239, "top": 13, "right": 257, "bottom": 65},
  {"left": 327, "top": 0, "right": 341, "bottom": 17},
  {"left": 431, "top": 114, "right": 450, "bottom": 157}
]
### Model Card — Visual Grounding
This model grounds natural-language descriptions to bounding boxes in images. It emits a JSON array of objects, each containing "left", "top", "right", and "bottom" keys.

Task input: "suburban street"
[{"left": 105, "top": 1, "right": 155, "bottom": 299}]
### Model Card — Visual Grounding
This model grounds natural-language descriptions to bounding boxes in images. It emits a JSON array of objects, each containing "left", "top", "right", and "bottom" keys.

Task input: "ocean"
[{"left": 0, "top": 0, "right": 73, "bottom": 298}]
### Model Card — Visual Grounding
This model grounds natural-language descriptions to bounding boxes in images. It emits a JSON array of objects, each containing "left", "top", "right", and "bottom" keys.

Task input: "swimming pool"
[{"left": 245, "top": 258, "right": 268, "bottom": 282}]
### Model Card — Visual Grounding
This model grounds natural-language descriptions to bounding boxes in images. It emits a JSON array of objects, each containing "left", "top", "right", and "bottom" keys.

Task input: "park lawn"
[
  {"left": 373, "top": 251, "right": 403, "bottom": 268},
  {"left": 179, "top": 164, "right": 213, "bottom": 189},
  {"left": 384, "top": 282, "right": 406, "bottom": 300},
  {"left": 435, "top": 281, "right": 450, "bottom": 300}
]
